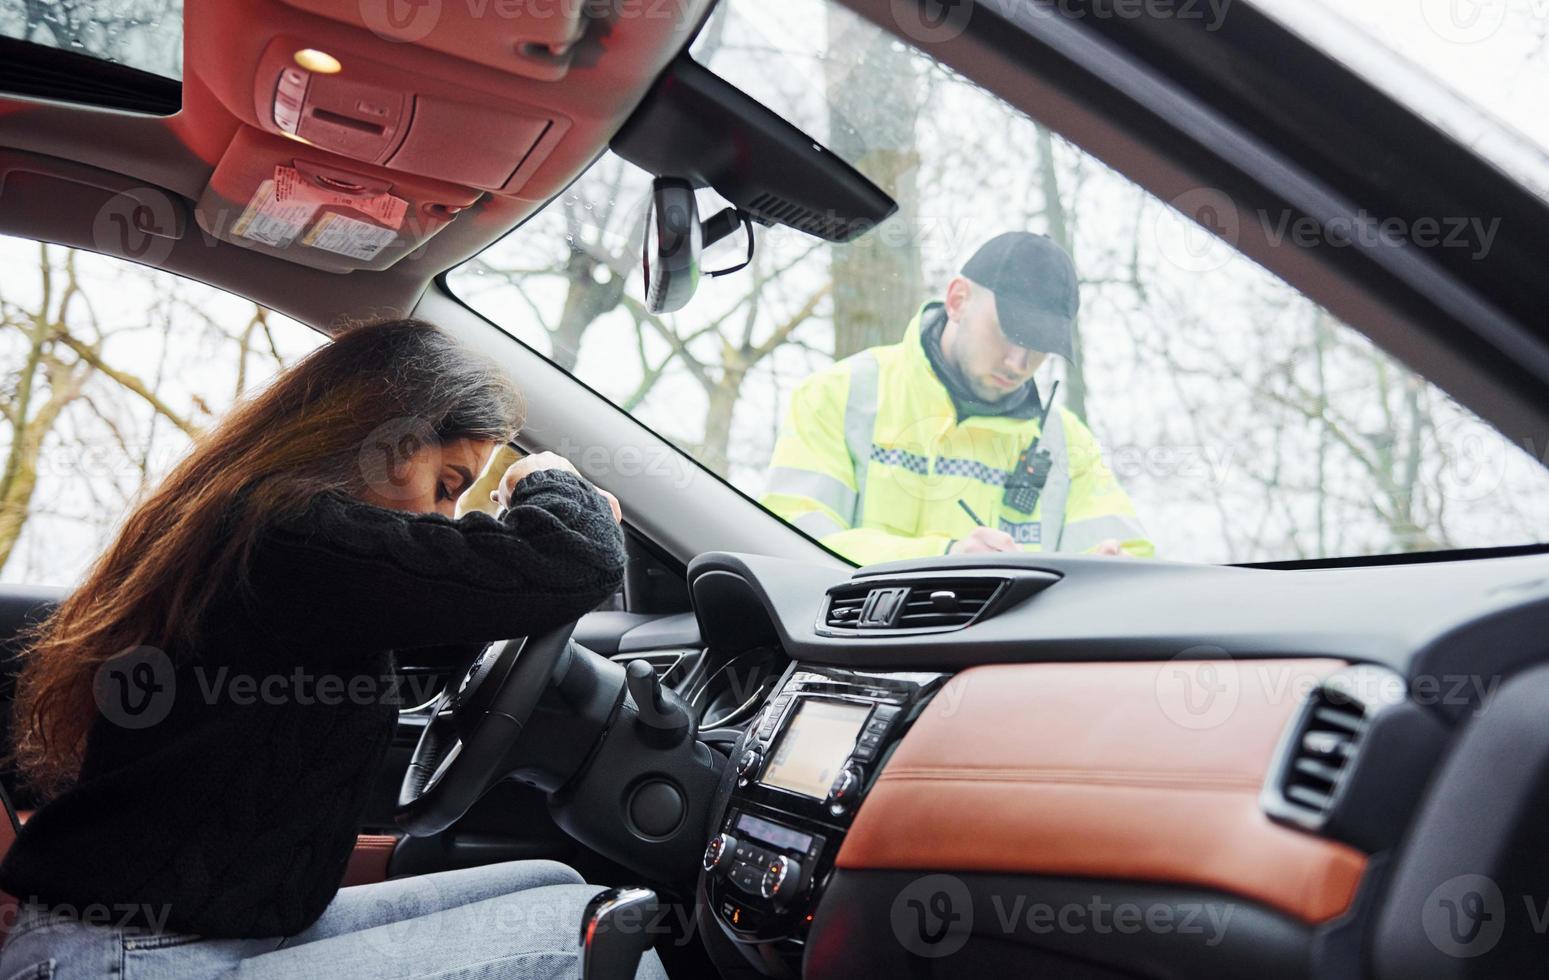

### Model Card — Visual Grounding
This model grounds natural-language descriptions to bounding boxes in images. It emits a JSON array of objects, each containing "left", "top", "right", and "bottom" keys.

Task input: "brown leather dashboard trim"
[{"left": 837, "top": 659, "right": 1367, "bottom": 924}]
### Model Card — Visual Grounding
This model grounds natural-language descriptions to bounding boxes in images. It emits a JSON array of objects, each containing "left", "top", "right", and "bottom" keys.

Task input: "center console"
[{"left": 699, "top": 663, "right": 947, "bottom": 972}]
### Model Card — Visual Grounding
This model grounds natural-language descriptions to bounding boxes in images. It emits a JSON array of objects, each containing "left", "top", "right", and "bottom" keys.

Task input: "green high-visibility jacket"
[{"left": 760, "top": 307, "right": 1154, "bottom": 564}]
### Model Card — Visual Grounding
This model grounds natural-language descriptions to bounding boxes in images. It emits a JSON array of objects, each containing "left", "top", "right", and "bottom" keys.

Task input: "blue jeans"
[{"left": 0, "top": 860, "right": 670, "bottom": 980}]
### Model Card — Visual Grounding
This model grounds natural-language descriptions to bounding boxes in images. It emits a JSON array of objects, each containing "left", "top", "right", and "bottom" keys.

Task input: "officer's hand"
[
  {"left": 1091, "top": 539, "right": 1123, "bottom": 556},
  {"left": 950, "top": 527, "right": 1020, "bottom": 554}
]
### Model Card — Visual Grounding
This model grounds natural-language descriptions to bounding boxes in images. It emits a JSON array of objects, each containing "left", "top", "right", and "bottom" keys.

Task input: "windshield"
[{"left": 449, "top": 0, "right": 1549, "bottom": 566}]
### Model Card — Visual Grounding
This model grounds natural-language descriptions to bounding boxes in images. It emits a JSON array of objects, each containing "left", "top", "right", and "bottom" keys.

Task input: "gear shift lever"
[
  {"left": 579, "top": 887, "right": 660, "bottom": 980},
  {"left": 625, "top": 659, "right": 695, "bottom": 747}
]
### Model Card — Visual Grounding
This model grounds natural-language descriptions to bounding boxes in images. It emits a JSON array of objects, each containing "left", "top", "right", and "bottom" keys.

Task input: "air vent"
[
  {"left": 1281, "top": 689, "right": 1366, "bottom": 817},
  {"left": 897, "top": 580, "right": 1002, "bottom": 629},
  {"left": 824, "top": 586, "right": 870, "bottom": 629},
  {"left": 820, "top": 577, "right": 1008, "bottom": 635},
  {"left": 1262, "top": 665, "right": 1404, "bottom": 834}
]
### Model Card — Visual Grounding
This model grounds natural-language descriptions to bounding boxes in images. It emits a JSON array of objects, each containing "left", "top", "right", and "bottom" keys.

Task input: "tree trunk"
[
  {"left": 1036, "top": 125, "right": 1087, "bottom": 421},
  {"left": 549, "top": 249, "right": 626, "bottom": 372},
  {"left": 699, "top": 366, "right": 747, "bottom": 476},
  {"left": 825, "top": 9, "right": 923, "bottom": 360},
  {"left": 0, "top": 363, "right": 88, "bottom": 574},
  {"left": 1312, "top": 308, "right": 1331, "bottom": 557}
]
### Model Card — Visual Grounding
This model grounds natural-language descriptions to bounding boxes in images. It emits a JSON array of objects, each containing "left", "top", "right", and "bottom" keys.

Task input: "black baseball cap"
[{"left": 959, "top": 232, "right": 1079, "bottom": 361}]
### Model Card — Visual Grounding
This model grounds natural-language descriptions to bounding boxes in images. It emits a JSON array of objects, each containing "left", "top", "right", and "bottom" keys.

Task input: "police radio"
[{"left": 1002, "top": 381, "right": 1059, "bottom": 515}]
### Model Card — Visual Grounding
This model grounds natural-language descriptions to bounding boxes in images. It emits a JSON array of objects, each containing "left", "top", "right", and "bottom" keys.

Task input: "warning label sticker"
[
  {"left": 232, "top": 180, "right": 312, "bottom": 247},
  {"left": 274, "top": 166, "right": 407, "bottom": 230},
  {"left": 232, "top": 166, "right": 407, "bottom": 253},
  {"left": 302, "top": 212, "right": 398, "bottom": 260}
]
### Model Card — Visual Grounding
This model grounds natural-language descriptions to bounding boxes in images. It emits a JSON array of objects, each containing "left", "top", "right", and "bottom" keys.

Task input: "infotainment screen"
[{"left": 760, "top": 699, "right": 871, "bottom": 799}]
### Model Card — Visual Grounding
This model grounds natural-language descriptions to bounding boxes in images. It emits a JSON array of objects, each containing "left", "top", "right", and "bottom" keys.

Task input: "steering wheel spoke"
[{"left": 394, "top": 623, "right": 578, "bottom": 837}]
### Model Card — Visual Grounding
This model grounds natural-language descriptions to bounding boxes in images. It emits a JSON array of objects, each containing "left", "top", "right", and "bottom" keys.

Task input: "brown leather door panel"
[
  {"left": 837, "top": 659, "right": 1367, "bottom": 924},
  {"left": 340, "top": 833, "right": 399, "bottom": 887}
]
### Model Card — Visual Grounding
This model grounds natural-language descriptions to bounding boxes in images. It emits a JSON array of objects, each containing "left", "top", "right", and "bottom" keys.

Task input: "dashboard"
[{"left": 677, "top": 548, "right": 1549, "bottom": 980}]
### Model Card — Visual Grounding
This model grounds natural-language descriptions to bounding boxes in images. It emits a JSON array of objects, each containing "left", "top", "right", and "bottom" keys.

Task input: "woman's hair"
[{"left": 11, "top": 318, "right": 522, "bottom": 797}]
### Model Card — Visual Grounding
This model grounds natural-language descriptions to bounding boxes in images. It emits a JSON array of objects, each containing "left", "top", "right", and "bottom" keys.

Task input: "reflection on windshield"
[{"left": 450, "top": 0, "right": 1549, "bottom": 566}]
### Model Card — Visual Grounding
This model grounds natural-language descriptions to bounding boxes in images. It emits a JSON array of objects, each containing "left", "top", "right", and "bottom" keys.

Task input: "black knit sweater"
[{"left": 0, "top": 469, "right": 626, "bottom": 938}]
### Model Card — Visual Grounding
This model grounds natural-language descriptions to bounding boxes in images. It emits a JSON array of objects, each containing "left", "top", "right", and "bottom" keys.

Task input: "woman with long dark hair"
[{"left": 0, "top": 319, "right": 663, "bottom": 978}]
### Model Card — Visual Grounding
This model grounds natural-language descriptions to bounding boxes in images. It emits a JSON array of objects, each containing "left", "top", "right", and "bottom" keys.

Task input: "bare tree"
[
  {"left": 0, "top": 244, "right": 297, "bottom": 576},
  {"left": 1033, "top": 124, "right": 1092, "bottom": 420},
  {"left": 460, "top": 159, "right": 648, "bottom": 373},
  {"left": 825, "top": 8, "right": 924, "bottom": 359},
  {"left": 622, "top": 237, "right": 830, "bottom": 474}
]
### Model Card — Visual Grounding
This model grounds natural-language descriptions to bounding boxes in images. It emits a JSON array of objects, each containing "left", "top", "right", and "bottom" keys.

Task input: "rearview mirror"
[
  {"left": 642, "top": 179, "right": 752, "bottom": 314},
  {"left": 643, "top": 178, "right": 702, "bottom": 314}
]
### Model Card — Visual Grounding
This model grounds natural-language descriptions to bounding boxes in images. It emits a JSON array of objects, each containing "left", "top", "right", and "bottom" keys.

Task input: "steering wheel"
[{"left": 395, "top": 619, "right": 579, "bottom": 837}]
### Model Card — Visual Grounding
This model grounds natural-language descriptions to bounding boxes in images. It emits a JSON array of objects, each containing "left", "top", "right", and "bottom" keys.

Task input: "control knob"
[
  {"left": 703, "top": 833, "right": 737, "bottom": 875},
  {"left": 826, "top": 764, "right": 863, "bottom": 815},
  {"left": 735, "top": 749, "right": 762, "bottom": 783},
  {"left": 759, "top": 855, "right": 809, "bottom": 910}
]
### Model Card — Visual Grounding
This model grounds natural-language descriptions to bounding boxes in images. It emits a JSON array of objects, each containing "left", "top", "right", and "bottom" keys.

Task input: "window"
[
  {"left": 0, "top": 237, "right": 323, "bottom": 586},
  {"left": 449, "top": 0, "right": 1549, "bottom": 565},
  {"left": 0, "top": 0, "right": 184, "bottom": 80}
]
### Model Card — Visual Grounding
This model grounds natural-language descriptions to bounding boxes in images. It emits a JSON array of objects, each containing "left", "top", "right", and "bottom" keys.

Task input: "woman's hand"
[
  {"left": 492, "top": 452, "right": 578, "bottom": 508},
  {"left": 492, "top": 452, "right": 623, "bottom": 524},
  {"left": 595, "top": 488, "right": 622, "bottom": 524}
]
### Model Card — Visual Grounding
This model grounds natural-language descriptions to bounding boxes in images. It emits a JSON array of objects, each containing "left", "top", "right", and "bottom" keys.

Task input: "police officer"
[{"left": 761, "top": 232, "right": 1153, "bottom": 563}]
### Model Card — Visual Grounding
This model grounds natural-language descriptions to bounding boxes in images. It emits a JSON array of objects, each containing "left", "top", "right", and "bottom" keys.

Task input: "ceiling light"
[{"left": 293, "top": 49, "right": 342, "bottom": 74}]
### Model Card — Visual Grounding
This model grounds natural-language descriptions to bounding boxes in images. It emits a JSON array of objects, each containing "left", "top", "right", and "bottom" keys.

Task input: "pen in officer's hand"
[{"left": 957, "top": 499, "right": 986, "bottom": 527}]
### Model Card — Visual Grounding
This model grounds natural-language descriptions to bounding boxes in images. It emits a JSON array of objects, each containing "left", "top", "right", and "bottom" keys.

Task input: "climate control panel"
[{"left": 701, "top": 665, "right": 947, "bottom": 956}]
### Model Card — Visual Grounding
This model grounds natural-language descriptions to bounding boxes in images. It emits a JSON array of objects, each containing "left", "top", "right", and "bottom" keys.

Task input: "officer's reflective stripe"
[
  {"left": 1038, "top": 413, "right": 1071, "bottom": 551},
  {"left": 869, "top": 449, "right": 1013, "bottom": 488},
  {"left": 1060, "top": 514, "right": 1149, "bottom": 552},
  {"left": 792, "top": 510, "right": 847, "bottom": 539},
  {"left": 936, "top": 456, "right": 1011, "bottom": 487},
  {"left": 997, "top": 518, "right": 1041, "bottom": 544},
  {"left": 764, "top": 467, "right": 857, "bottom": 524},
  {"left": 844, "top": 353, "right": 880, "bottom": 525},
  {"left": 869, "top": 445, "right": 929, "bottom": 475}
]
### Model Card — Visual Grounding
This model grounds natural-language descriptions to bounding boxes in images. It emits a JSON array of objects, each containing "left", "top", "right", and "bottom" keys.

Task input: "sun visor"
[{"left": 195, "top": 126, "right": 481, "bottom": 273}]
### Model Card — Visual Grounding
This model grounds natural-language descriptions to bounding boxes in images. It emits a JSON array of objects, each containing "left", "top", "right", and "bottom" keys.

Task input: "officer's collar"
[{"left": 917, "top": 303, "right": 1043, "bottom": 422}]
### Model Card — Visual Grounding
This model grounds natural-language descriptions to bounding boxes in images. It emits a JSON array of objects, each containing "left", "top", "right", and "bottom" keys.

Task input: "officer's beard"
[
  {"left": 922, "top": 304, "right": 1040, "bottom": 420},
  {"left": 964, "top": 371, "right": 1027, "bottom": 405}
]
